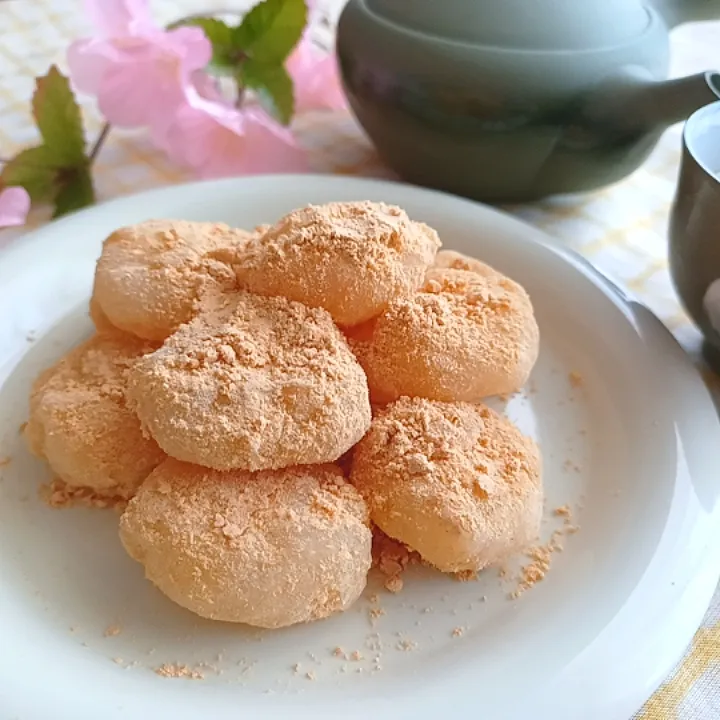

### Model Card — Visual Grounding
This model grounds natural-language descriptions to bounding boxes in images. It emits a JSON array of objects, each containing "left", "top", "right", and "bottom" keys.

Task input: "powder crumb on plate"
[
  {"left": 113, "top": 657, "right": 124, "bottom": 665},
  {"left": 365, "top": 633, "right": 382, "bottom": 653},
  {"left": 369, "top": 606, "right": 385, "bottom": 621},
  {"left": 568, "top": 371, "right": 584, "bottom": 388},
  {"left": 554, "top": 506, "right": 581, "bottom": 533},
  {"left": 372, "top": 528, "right": 419, "bottom": 593},
  {"left": 511, "top": 532, "right": 566, "bottom": 599},
  {"left": 453, "top": 569, "right": 477, "bottom": 582},
  {"left": 396, "top": 639, "right": 417, "bottom": 651},
  {"left": 306, "top": 671, "right": 316, "bottom": 681},
  {"left": 104, "top": 623, "right": 122, "bottom": 637},
  {"left": 196, "top": 662, "right": 220, "bottom": 676},
  {"left": 332, "top": 647, "right": 345, "bottom": 659},
  {"left": 350, "top": 651, "right": 363, "bottom": 661},
  {"left": 452, "top": 627, "right": 465, "bottom": 637},
  {"left": 40, "top": 478, "right": 128, "bottom": 511},
  {"left": 154, "top": 663, "right": 204, "bottom": 680}
]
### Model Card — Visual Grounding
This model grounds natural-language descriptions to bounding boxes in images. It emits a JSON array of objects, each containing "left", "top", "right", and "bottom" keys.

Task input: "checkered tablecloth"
[{"left": 1, "top": 1, "right": 719, "bottom": 717}]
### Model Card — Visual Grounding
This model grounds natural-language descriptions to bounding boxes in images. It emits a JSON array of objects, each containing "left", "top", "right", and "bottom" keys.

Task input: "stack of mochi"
[{"left": 25, "top": 201, "right": 541, "bottom": 629}]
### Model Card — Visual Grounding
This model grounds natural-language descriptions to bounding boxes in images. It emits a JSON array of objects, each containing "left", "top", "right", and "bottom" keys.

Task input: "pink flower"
[
  {"left": 0, "top": 187, "right": 30, "bottom": 229},
  {"left": 86, "top": 0, "right": 154, "bottom": 37},
  {"left": 67, "top": 0, "right": 211, "bottom": 128},
  {"left": 153, "top": 87, "right": 307, "bottom": 178},
  {"left": 286, "top": 36, "right": 347, "bottom": 113}
]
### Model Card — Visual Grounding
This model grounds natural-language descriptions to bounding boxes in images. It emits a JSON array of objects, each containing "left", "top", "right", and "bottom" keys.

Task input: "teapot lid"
[{"left": 365, "top": 0, "right": 654, "bottom": 50}]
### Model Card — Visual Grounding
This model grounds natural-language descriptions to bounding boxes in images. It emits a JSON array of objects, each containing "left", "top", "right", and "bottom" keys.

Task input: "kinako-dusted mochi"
[
  {"left": 25, "top": 333, "right": 165, "bottom": 500},
  {"left": 350, "top": 267, "right": 539, "bottom": 404},
  {"left": 92, "top": 219, "right": 258, "bottom": 341},
  {"left": 119, "top": 459, "right": 372, "bottom": 628},
  {"left": 127, "top": 291, "right": 371, "bottom": 471},
  {"left": 350, "top": 397, "right": 542, "bottom": 574},
  {"left": 235, "top": 201, "right": 441, "bottom": 326}
]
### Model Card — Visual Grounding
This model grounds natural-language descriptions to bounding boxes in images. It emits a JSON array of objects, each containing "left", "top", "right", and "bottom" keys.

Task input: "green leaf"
[
  {"left": 53, "top": 167, "right": 95, "bottom": 218},
  {"left": 242, "top": 61, "right": 294, "bottom": 125},
  {"left": 32, "top": 65, "right": 87, "bottom": 167},
  {"left": 234, "top": 0, "right": 307, "bottom": 64},
  {"left": 174, "top": 17, "right": 241, "bottom": 76},
  {"left": 0, "top": 146, "right": 58, "bottom": 202}
]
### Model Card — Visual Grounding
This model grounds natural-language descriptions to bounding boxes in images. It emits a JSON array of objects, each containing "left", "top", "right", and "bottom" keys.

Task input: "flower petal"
[
  {"left": 97, "top": 55, "right": 186, "bottom": 127},
  {"left": 67, "top": 39, "right": 116, "bottom": 94},
  {"left": 234, "top": 109, "right": 308, "bottom": 176},
  {"left": 0, "top": 187, "right": 31, "bottom": 228},
  {"left": 71, "top": 28, "right": 211, "bottom": 128},
  {"left": 287, "top": 38, "right": 347, "bottom": 112},
  {"left": 151, "top": 90, "right": 308, "bottom": 179},
  {"left": 153, "top": 97, "right": 229, "bottom": 169},
  {"left": 85, "top": 0, "right": 155, "bottom": 38},
  {"left": 166, "top": 27, "right": 213, "bottom": 71}
]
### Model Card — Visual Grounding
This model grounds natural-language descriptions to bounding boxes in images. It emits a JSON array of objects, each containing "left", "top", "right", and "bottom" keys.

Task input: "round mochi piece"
[
  {"left": 236, "top": 201, "right": 441, "bottom": 326},
  {"left": 431, "top": 249, "right": 503, "bottom": 279},
  {"left": 353, "top": 267, "right": 539, "bottom": 403},
  {"left": 127, "top": 291, "right": 372, "bottom": 471},
  {"left": 25, "top": 333, "right": 165, "bottom": 499},
  {"left": 93, "top": 219, "right": 256, "bottom": 341},
  {"left": 119, "top": 459, "right": 372, "bottom": 628},
  {"left": 350, "top": 397, "right": 542, "bottom": 573}
]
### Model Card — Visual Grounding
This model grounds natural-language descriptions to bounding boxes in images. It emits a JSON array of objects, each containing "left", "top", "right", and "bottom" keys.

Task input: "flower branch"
[{"left": 0, "top": 0, "right": 346, "bottom": 228}]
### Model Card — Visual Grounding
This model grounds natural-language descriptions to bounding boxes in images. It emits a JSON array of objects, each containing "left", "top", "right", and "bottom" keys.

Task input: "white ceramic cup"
[{"left": 668, "top": 101, "right": 720, "bottom": 371}]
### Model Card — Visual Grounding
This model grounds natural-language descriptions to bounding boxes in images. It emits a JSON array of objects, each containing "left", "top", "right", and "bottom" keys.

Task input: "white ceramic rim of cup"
[{"left": 683, "top": 96, "right": 720, "bottom": 180}]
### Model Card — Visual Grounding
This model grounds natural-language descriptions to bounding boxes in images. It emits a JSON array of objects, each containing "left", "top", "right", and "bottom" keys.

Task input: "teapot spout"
[
  {"left": 630, "top": 71, "right": 720, "bottom": 128},
  {"left": 585, "top": 70, "right": 720, "bottom": 134},
  {"left": 653, "top": 0, "right": 720, "bottom": 27}
]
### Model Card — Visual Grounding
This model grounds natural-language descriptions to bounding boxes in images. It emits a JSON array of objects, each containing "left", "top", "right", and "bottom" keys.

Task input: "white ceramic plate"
[{"left": 1, "top": 175, "right": 719, "bottom": 720}]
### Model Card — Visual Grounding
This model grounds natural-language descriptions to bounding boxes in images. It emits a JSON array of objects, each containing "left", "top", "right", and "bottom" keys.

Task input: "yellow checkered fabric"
[{"left": 1, "top": 2, "right": 718, "bottom": 716}]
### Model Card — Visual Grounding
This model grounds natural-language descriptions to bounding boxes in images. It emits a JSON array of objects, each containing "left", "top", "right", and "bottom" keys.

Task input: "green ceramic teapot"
[{"left": 336, "top": 0, "right": 720, "bottom": 201}]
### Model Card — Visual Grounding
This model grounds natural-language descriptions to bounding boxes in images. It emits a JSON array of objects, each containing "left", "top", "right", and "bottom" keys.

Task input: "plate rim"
[{"left": 1, "top": 173, "right": 719, "bottom": 720}]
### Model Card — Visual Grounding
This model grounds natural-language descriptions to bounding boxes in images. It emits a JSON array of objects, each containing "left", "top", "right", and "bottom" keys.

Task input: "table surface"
[{"left": 1, "top": 1, "right": 719, "bottom": 717}]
